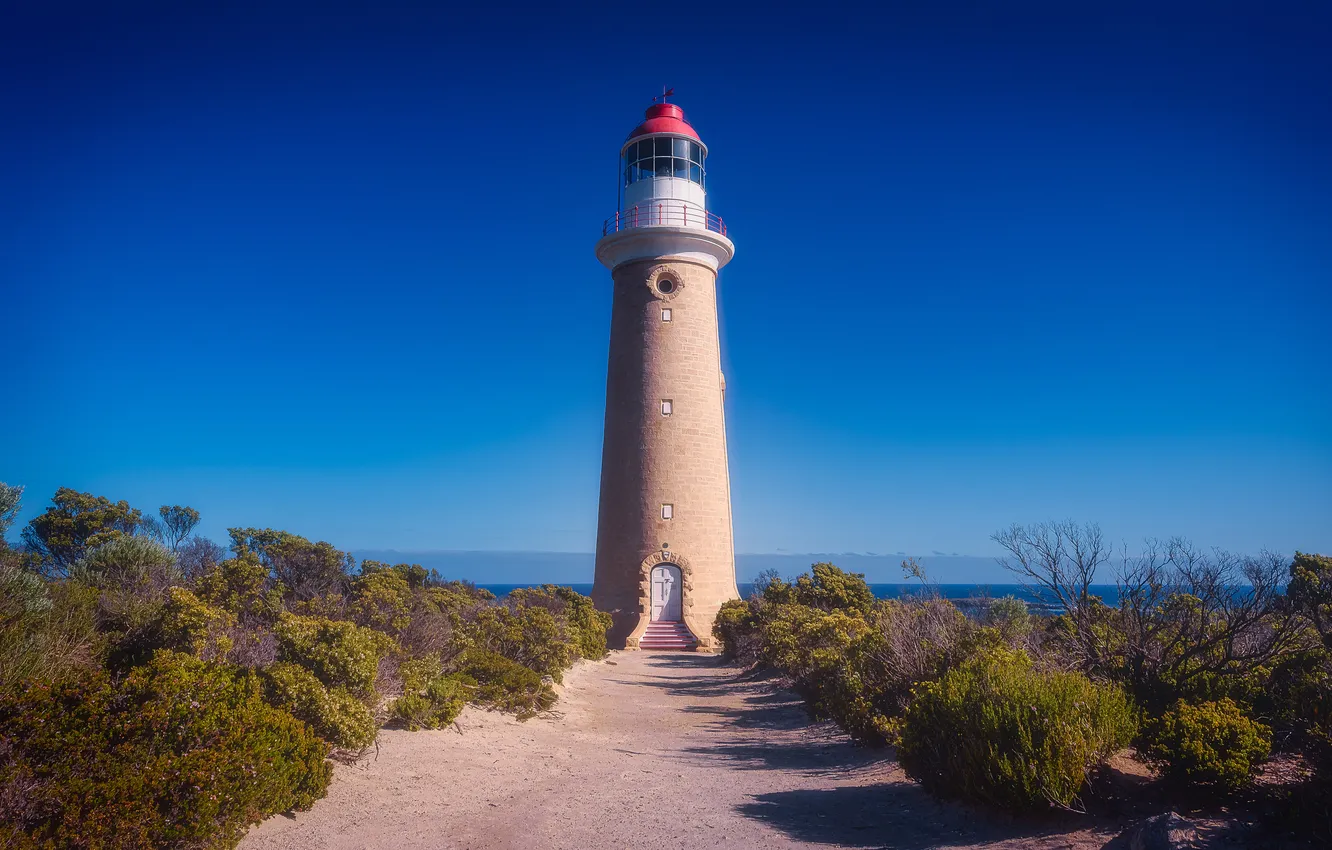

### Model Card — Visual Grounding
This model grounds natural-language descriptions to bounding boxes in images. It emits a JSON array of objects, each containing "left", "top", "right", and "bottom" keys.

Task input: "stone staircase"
[{"left": 639, "top": 621, "right": 698, "bottom": 651}]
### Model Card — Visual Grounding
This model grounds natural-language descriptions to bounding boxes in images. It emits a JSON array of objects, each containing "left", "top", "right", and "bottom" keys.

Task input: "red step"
[{"left": 639, "top": 621, "right": 698, "bottom": 651}]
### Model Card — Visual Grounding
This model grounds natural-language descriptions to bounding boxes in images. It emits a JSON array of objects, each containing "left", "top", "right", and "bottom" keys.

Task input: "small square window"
[
  {"left": 661, "top": 504, "right": 673, "bottom": 520},
  {"left": 661, "top": 399, "right": 672, "bottom": 416},
  {"left": 661, "top": 308, "right": 672, "bottom": 322}
]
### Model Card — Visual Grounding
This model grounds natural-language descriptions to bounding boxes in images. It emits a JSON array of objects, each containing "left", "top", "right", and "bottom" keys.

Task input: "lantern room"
[{"left": 616, "top": 103, "right": 711, "bottom": 231}]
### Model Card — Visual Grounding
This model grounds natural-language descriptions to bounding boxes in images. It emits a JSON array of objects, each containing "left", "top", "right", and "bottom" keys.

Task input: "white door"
[{"left": 650, "top": 564, "right": 682, "bottom": 622}]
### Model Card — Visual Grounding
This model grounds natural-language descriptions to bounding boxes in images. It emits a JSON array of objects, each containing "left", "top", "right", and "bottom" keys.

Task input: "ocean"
[{"left": 474, "top": 583, "right": 1116, "bottom": 615}]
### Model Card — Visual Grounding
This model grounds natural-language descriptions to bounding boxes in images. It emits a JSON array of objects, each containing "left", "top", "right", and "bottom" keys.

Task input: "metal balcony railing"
[{"left": 602, "top": 205, "right": 727, "bottom": 237}]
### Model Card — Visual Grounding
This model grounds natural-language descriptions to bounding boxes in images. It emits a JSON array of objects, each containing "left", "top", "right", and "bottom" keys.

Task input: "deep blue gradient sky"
[{"left": 4, "top": 2, "right": 1329, "bottom": 575}]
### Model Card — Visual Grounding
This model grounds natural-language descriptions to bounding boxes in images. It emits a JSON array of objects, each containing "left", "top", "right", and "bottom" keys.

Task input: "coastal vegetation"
[
  {"left": 714, "top": 523, "right": 1332, "bottom": 841},
  {"left": 0, "top": 483, "right": 611, "bottom": 849}
]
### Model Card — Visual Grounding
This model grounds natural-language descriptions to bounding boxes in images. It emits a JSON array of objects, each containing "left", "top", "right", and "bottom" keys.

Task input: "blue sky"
[{"left": 3, "top": 1, "right": 1329, "bottom": 579}]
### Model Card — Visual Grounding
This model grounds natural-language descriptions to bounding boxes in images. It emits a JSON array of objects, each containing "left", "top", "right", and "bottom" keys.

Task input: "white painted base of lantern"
[{"left": 595, "top": 226, "right": 734, "bottom": 272}]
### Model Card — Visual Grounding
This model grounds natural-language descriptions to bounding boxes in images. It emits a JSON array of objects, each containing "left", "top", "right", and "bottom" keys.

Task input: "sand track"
[{"left": 239, "top": 652, "right": 1116, "bottom": 849}]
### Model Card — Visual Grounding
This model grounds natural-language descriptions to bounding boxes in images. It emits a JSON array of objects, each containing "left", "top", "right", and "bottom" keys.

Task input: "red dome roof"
[{"left": 627, "top": 103, "right": 700, "bottom": 142}]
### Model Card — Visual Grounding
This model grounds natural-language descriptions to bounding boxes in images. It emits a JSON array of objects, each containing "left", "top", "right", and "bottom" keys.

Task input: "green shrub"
[
  {"left": 0, "top": 563, "right": 51, "bottom": 620},
  {"left": 871, "top": 598, "right": 976, "bottom": 695},
  {"left": 261, "top": 662, "right": 377, "bottom": 751},
  {"left": 552, "top": 586, "right": 612, "bottom": 660},
  {"left": 0, "top": 580, "right": 101, "bottom": 697},
  {"left": 506, "top": 585, "right": 611, "bottom": 661},
  {"left": 195, "top": 554, "right": 281, "bottom": 618},
  {"left": 391, "top": 657, "right": 471, "bottom": 731},
  {"left": 420, "top": 582, "right": 494, "bottom": 611},
  {"left": 469, "top": 605, "right": 571, "bottom": 682},
  {"left": 227, "top": 528, "right": 353, "bottom": 603},
  {"left": 711, "top": 590, "right": 1004, "bottom": 747},
  {"left": 1144, "top": 698, "right": 1272, "bottom": 792},
  {"left": 70, "top": 537, "right": 181, "bottom": 669},
  {"left": 713, "top": 597, "right": 761, "bottom": 662},
  {"left": 725, "top": 603, "right": 900, "bottom": 743},
  {"left": 388, "top": 666, "right": 471, "bottom": 735},
  {"left": 758, "top": 605, "right": 870, "bottom": 692},
  {"left": 21, "top": 488, "right": 144, "bottom": 573},
  {"left": 391, "top": 677, "right": 470, "bottom": 730},
  {"left": 899, "top": 649, "right": 1136, "bottom": 811},
  {"left": 161, "top": 587, "right": 236, "bottom": 661},
  {"left": 762, "top": 562, "right": 875, "bottom": 614},
  {"left": 274, "top": 614, "right": 398, "bottom": 698},
  {"left": 349, "top": 568, "right": 412, "bottom": 633},
  {"left": 460, "top": 649, "right": 556, "bottom": 719},
  {"left": 0, "top": 651, "right": 330, "bottom": 848},
  {"left": 1288, "top": 552, "right": 1332, "bottom": 639},
  {"left": 987, "top": 595, "right": 1031, "bottom": 637},
  {"left": 70, "top": 535, "right": 178, "bottom": 589}
]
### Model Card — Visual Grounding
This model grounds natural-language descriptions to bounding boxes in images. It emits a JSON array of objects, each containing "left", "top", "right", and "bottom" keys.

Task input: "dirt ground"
[{"left": 238, "top": 652, "right": 1182, "bottom": 850}]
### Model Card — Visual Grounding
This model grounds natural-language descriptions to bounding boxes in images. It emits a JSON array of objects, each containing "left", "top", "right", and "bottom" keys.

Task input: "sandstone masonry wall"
[{"left": 592, "top": 257, "right": 738, "bottom": 650}]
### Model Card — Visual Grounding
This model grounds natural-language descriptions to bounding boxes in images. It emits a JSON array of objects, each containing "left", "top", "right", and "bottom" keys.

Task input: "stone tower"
[{"left": 591, "top": 101, "right": 737, "bottom": 651}]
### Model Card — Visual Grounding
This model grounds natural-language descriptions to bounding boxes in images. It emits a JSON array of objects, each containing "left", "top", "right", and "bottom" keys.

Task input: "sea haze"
[{"left": 351, "top": 550, "right": 1010, "bottom": 585}]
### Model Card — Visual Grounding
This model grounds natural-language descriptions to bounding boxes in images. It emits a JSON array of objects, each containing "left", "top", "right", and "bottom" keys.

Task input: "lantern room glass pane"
[
  {"left": 624, "top": 142, "right": 638, "bottom": 162},
  {"left": 689, "top": 142, "right": 701, "bottom": 163},
  {"left": 673, "top": 157, "right": 688, "bottom": 178},
  {"left": 654, "top": 137, "right": 672, "bottom": 157},
  {"left": 655, "top": 157, "right": 672, "bottom": 177},
  {"left": 673, "top": 138, "right": 688, "bottom": 158},
  {"left": 689, "top": 163, "right": 701, "bottom": 183}
]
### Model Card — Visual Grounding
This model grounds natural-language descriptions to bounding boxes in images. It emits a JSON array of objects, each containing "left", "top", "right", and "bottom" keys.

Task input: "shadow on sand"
[
  {"left": 628, "top": 653, "right": 1125, "bottom": 849},
  {"left": 736, "top": 784, "right": 1116, "bottom": 849}
]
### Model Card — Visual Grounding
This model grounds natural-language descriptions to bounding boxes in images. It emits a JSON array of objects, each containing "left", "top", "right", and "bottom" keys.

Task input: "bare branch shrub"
[{"left": 995, "top": 521, "right": 1301, "bottom": 711}]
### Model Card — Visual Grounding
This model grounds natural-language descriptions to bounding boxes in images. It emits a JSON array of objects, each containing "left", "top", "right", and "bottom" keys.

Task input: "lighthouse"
[{"left": 591, "top": 99, "right": 738, "bottom": 651}]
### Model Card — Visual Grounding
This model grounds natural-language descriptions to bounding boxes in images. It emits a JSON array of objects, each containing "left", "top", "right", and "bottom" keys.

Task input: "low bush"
[
  {"left": 0, "top": 651, "right": 329, "bottom": 849},
  {"left": 460, "top": 649, "right": 556, "bottom": 719},
  {"left": 391, "top": 656, "right": 472, "bottom": 731},
  {"left": 274, "top": 614, "right": 398, "bottom": 698},
  {"left": 71, "top": 537, "right": 181, "bottom": 670},
  {"left": 859, "top": 598, "right": 992, "bottom": 720},
  {"left": 0, "top": 575, "right": 101, "bottom": 697},
  {"left": 986, "top": 595, "right": 1032, "bottom": 638},
  {"left": 508, "top": 585, "right": 612, "bottom": 661},
  {"left": 261, "top": 662, "right": 377, "bottom": 751},
  {"left": 391, "top": 676, "right": 470, "bottom": 730},
  {"left": 468, "top": 604, "right": 571, "bottom": 682},
  {"left": 713, "top": 597, "right": 762, "bottom": 662},
  {"left": 195, "top": 554, "right": 282, "bottom": 620},
  {"left": 70, "top": 535, "right": 178, "bottom": 589},
  {"left": 757, "top": 605, "right": 871, "bottom": 711},
  {"left": 899, "top": 649, "right": 1136, "bottom": 811},
  {"left": 0, "top": 562, "right": 51, "bottom": 621},
  {"left": 761, "top": 562, "right": 876, "bottom": 614},
  {"left": 1144, "top": 698, "right": 1272, "bottom": 792},
  {"left": 390, "top": 654, "right": 470, "bottom": 730},
  {"left": 349, "top": 568, "right": 412, "bottom": 634},
  {"left": 161, "top": 586, "right": 237, "bottom": 661}
]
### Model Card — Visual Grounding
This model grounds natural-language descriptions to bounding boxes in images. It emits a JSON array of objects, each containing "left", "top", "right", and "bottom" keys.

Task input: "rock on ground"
[{"left": 1125, "top": 812, "right": 1199, "bottom": 850}]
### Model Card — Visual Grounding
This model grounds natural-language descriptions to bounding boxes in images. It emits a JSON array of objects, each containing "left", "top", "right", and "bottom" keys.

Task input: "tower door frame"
[{"left": 649, "top": 564, "right": 683, "bottom": 622}]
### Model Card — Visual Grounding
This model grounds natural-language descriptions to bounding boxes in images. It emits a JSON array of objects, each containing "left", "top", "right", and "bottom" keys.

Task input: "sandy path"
[{"left": 239, "top": 652, "right": 1118, "bottom": 850}]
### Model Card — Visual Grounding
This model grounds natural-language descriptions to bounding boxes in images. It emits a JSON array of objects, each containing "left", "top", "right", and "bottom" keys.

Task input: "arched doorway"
[{"left": 650, "top": 564, "right": 682, "bottom": 622}]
